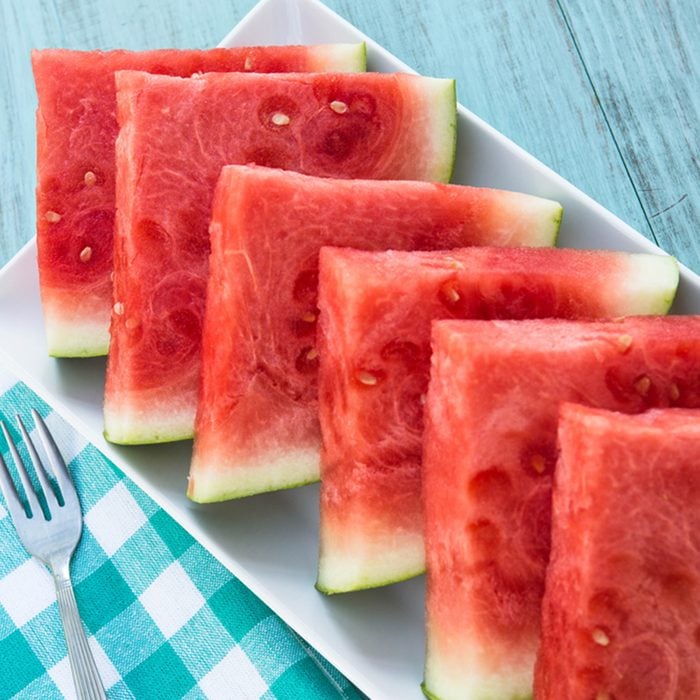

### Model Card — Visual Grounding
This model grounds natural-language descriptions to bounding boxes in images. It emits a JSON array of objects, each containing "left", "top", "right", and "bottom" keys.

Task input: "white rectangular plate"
[{"left": 2, "top": 1, "right": 698, "bottom": 698}]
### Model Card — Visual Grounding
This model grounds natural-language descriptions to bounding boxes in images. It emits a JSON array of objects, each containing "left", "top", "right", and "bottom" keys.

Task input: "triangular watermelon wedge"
[
  {"left": 315, "top": 246, "right": 678, "bottom": 594},
  {"left": 187, "top": 166, "right": 562, "bottom": 502},
  {"left": 423, "top": 317, "right": 700, "bottom": 700},
  {"left": 103, "top": 70, "right": 459, "bottom": 445},
  {"left": 32, "top": 44, "right": 366, "bottom": 358},
  {"left": 536, "top": 403, "right": 700, "bottom": 699}
]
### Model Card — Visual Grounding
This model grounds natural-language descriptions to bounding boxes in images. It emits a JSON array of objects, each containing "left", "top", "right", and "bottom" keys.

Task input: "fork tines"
[{"left": 0, "top": 411, "right": 76, "bottom": 520}]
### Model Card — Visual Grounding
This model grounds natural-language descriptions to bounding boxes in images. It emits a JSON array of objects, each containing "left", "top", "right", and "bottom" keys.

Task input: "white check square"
[
  {"left": 84, "top": 482, "right": 147, "bottom": 556},
  {"left": 0, "top": 558, "right": 54, "bottom": 627},
  {"left": 198, "top": 646, "right": 267, "bottom": 699},
  {"left": 139, "top": 561, "right": 205, "bottom": 638}
]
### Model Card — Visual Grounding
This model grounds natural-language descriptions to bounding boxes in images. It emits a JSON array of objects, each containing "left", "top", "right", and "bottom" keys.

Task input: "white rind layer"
[
  {"left": 188, "top": 447, "right": 319, "bottom": 502},
  {"left": 103, "top": 402, "right": 195, "bottom": 444},
  {"left": 499, "top": 190, "right": 563, "bottom": 246},
  {"left": 45, "top": 313, "right": 110, "bottom": 358},
  {"left": 418, "top": 78, "right": 457, "bottom": 183},
  {"left": 423, "top": 647, "right": 534, "bottom": 700},
  {"left": 619, "top": 253, "right": 679, "bottom": 314},
  {"left": 311, "top": 43, "right": 367, "bottom": 72},
  {"left": 317, "top": 530, "right": 425, "bottom": 594}
]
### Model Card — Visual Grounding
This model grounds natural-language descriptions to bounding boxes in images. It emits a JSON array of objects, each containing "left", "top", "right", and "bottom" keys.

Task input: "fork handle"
[{"left": 54, "top": 576, "right": 107, "bottom": 700}]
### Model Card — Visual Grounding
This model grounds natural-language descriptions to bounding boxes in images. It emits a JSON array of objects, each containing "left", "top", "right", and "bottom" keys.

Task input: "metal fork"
[{"left": 0, "top": 409, "right": 106, "bottom": 700}]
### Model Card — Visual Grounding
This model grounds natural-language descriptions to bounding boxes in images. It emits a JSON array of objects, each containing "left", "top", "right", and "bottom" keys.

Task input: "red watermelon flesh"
[
  {"left": 315, "top": 247, "right": 678, "bottom": 594},
  {"left": 32, "top": 45, "right": 365, "bottom": 358},
  {"left": 423, "top": 317, "right": 700, "bottom": 700},
  {"left": 187, "top": 165, "right": 562, "bottom": 502},
  {"left": 535, "top": 403, "right": 700, "bottom": 699},
  {"left": 104, "top": 71, "right": 458, "bottom": 446}
]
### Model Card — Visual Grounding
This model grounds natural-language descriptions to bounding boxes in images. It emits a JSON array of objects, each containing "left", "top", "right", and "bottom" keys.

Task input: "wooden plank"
[
  {"left": 560, "top": 0, "right": 700, "bottom": 269},
  {"left": 325, "top": 0, "right": 651, "bottom": 239}
]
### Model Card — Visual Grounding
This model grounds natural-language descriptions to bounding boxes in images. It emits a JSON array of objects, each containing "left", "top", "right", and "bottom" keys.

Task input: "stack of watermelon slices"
[
  {"left": 31, "top": 41, "right": 699, "bottom": 700},
  {"left": 423, "top": 318, "right": 700, "bottom": 699},
  {"left": 32, "top": 45, "right": 367, "bottom": 358}
]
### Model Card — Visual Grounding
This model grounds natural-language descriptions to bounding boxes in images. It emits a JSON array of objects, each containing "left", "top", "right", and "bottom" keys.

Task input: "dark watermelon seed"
[{"left": 669, "top": 382, "right": 680, "bottom": 401}]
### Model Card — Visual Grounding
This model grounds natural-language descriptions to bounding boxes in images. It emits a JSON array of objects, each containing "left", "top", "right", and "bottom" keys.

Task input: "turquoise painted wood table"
[{"left": 0, "top": 0, "right": 699, "bottom": 698}]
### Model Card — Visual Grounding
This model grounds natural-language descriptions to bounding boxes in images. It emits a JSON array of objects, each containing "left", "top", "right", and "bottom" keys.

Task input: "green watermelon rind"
[
  {"left": 103, "top": 428, "right": 194, "bottom": 445},
  {"left": 103, "top": 404, "right": 195, "bottom": 445},
  {"left": 315, "top": 560, "right": 425, "bottom": 596},
  {"left": 425, "top": 78, "right": 457, "bottom": 183},
  {"left": 189, "top": 475, "right": 319, "bottom": 504},
  {"left": 421, "top": 681, "right": 532, "bottom": 700},
  {"left": 187, "top": 448, "right": 320, "bottom": 503},
  {"left": 46, "top": 323, "right": 110, "bottom": 358}
]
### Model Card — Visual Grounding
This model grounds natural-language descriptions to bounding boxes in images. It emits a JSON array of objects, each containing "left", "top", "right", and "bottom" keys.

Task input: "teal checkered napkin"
[{"left": 0, "top": 372, "right": 364, "bottom": 699}]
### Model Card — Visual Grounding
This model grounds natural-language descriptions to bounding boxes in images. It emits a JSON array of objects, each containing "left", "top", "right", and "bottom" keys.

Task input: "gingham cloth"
[{"left": 0, "top": 373, "right": 363, "bottom": 699}]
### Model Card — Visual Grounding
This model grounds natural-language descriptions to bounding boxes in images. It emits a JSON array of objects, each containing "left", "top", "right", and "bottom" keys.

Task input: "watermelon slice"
[
  {"left": 423, "top": 317, "right": 700, "bottom": 700},
  {"left": 315, "top": 247, "right": 678, "bottom": 594},
  {"left": 104, "top": 71, "right": 459, "bottom": 445},
  {"left": 32, "top": 44, "right": 366, "bottom": 358},
  {"left": 535, "top": 403, "right": 700, "bottom": 699},
  {"left": 187, "top": 166, "right": 562, "bottom": 502}
]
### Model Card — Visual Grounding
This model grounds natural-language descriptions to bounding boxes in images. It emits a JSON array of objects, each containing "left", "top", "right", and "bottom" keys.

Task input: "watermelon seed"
[
  {"left": 113, "top": 302, "right": 125, "bottom": 316},
  {"left": 634, "top": 375, "right": 651, "bottom": 396},
  {"left": 330, "top": 100, "right": 349, "bottom": 114},
  {"left": 448, "top": 259, "right": 465, "bottom": 270},
  {"left": 45, "top": 210, "right": 61, "bottom": 223},
  {"left": 669, "top": 383, "right": 680, "bottom": 401},
  {"left": 530, "top": 455, "right": 546, "bottom": 474},
  {"left": 125, "top": 318, "right": 140, "bottom": 330},
  {"left": 271, "top": 112, "right": 290, "bottom": 126},
  {"left": 617, "top": 334, "right": 633, "bottom": 352},
  {"left": 592, "top": 628, "right": 610, "bottom": 646},
  {"left": 306, "top": 348, "right": 319, "bottom": 361},
  {"left": 301, "top": 311, "right": 317, "bottom": 323},
  {"left": 79, "top": 246, "right": 92, "bottom": 263},
  {"left": 595, "top": 693, "right": 612, "bottom": 700},
  {"left": 355, "top": 370, "right": 378, "bottom": 386},
  {"left": 440, "top": 283, "right": 460, "bottom": 304},
  {"left": 419, "top": 393, "right": 427, "bottom": 405},
  {"left": 83, "top": 171, "right": 97, "bottom": 186},
  {"left": 244, "top": 56, "right": 253, "bottom": 70}
]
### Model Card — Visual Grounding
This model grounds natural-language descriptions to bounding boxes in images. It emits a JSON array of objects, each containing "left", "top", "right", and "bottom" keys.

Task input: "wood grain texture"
[
  {"left": 0, "top": 0, "right": 698, "bottom": 274},
  {"left": 560, "top": 0, "right": 700, "bottom": 266}
]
